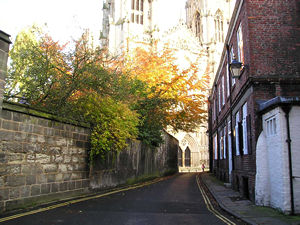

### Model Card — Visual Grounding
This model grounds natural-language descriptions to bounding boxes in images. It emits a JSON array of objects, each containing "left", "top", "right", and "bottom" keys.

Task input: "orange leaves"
[{"left": 121, "top": 45, "right": 209, "bottom": 131}]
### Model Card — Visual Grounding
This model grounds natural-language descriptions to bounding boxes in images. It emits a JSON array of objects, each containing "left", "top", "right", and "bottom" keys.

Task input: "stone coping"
[{"left": 3, "top": 100, "right": 90, "bottom": 128}]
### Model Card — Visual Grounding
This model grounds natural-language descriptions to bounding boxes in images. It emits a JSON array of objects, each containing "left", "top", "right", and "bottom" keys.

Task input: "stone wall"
[
  {"left": 90, "top": 131, "right": 178, "bottom": 190},
  {"left": 0, "top": 102, "right": 178, "bottom": 212},
  {"left": 0, "top": 102, "right": 90, "bottom": 212}
]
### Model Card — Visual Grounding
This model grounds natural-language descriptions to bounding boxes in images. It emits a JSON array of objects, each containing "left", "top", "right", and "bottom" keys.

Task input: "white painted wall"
[
  {"left": 289, "top": 106, "right": 300, "bottom": 214},
  {"left": 256, "top": 106, "right": 300, "bottom": 214}
]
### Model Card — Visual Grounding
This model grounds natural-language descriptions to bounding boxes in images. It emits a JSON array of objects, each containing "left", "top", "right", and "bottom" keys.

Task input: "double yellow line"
[
  {"left": 0, "top": 177, "right": 166, "bottom": 223},
  {"left": 196, "top": 175, "right": 236, "bottom": 225}
]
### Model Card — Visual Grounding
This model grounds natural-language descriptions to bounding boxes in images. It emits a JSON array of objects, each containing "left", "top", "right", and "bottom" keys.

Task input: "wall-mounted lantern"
[{"left": 230, "top": 57, "right": 243, "bottom": 78}]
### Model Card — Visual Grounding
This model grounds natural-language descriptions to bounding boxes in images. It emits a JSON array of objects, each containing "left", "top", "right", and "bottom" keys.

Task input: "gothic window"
[
  {"left": 195, "top": 12, "right": 202, "bottom": 42},
  {"left": 178, "top": 148, "right": 183, "bottom": 167},
  {"left": 131, "top": 0, "right": 144, "bottom": 24},
  {"left": 214, "top": 10, "right": 224, "bottom": 42},
  {"left": 185, "top": 147, "right": 191, "bottom": 167}
]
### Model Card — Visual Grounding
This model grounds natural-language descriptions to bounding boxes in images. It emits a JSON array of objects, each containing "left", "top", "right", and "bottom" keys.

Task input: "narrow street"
[{"left": 0, "top": 173, "right": 245, "bottom": 225}]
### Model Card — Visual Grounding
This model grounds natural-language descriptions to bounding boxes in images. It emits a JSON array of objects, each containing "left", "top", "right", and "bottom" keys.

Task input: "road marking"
[
  {"left": 196, "top": 175, "right": 236, "bottom": 225},
  {"left": 0, "top": 177, "right": 168, "bottom": 223}
]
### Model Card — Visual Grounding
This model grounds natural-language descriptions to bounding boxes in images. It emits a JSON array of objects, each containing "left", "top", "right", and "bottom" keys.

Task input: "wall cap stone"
[
  {"left": 3, "top": 101, "right": 90, "bottom": 128},
  {"left": 258, "top": 96, "right": 300, "bottom": 113},
  {"left": 0, "top": 30, "right": 12, "bottom": 44}
]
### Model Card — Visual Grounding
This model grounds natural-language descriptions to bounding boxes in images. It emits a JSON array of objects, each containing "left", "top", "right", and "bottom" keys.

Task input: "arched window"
[
  {"left": 214, "top": 10, "right": 224, "bottom": 42},
  {"left": 185, "top": 147, "right": 191, "bottom": 167},
  {"left": 195, "top": 12, "right": 202, "bottom": 42},
  {"left": 178, "top": 148, "right": 183, "bottom": 167},
  {"left": 131, "top": 0, "right": 144, "bottom": 24}
]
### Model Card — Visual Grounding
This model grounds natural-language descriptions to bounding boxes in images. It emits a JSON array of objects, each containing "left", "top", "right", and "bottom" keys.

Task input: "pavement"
[{"left": 200, "top": 172, "right": 300, "bottom": 225}]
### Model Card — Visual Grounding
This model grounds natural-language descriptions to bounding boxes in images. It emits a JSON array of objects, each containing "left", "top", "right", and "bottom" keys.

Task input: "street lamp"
[{"left": 230, "top": 57, "right": 243, "bottom": 78}]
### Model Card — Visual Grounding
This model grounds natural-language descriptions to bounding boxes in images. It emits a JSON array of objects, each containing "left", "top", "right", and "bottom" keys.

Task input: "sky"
[
  {"left": 0, "top": 0, "right": 102, "bottom": 44},
  {"left": 0, "top": 0, "right": 186, "bottom": 45}
]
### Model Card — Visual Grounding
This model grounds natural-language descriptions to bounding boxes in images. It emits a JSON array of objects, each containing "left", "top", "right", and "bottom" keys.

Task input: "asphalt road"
[{"left": 0, "top": 173, "right": 242, "bottom": 225}]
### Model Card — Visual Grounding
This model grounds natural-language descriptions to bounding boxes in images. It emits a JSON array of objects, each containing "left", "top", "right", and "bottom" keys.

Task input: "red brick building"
[{"left": 208, "top": 0, "right": 300, "bottom": 202}]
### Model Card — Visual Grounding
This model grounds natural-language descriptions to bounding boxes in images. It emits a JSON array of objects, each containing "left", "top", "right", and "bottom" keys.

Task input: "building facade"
[{"left": 208, "top": 0, "right": 300, "bottom": 213}]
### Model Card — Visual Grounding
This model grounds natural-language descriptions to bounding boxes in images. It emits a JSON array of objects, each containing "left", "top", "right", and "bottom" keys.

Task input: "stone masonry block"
[
  {"left": 11, "top": 112, "right": 22, "bottom": 122},
  {"left": 26, "top": 154, "right": 35, "bottom": 163},
  {"left": 7, "top": 175, "right": 25, "bottom": 187},
  {"left": 31, "top": 184, "right": 41, "bottom": 196},
  {"left": 20, "top": 186, "right": 30, "bottom": 198},
  {"left": 7, "top": 153, "right": 24, "bottom": 163},
  {"left": 67, "top": 165, "right": 73, "bottom": 171},
  {"left": 49, "top": 147, "right": 61, "bottom": 154},
  {"left": 69, "top": 181, "right": 76, "bottom": 190},
  {"left": 0, "top": 188, "right": 9, "bottom": 200},
  {"left": 32, "top": 125, "right": 44, "bottom": 135},
  {"left": 61, "top": 147, "right": 68, "bottom": 154},
  {"left": 0, "top": 176, "right": 6, "bottom": 186},
  {"left": 1, "top": 111, "right": 12, "bottom": 120},
  {"left": 75, "top": 180, "right": 82, "bottom": 189},
  {"left": 26, "top": 175, "right": 36, "bottom": 185},
  {"left": 14, "top": 132, "right": 27, "bottom": 142},
  {"left": 51, "top": 183, "right": 59, "bottom": 193},
  {"left": 37, "top": 119, "right": 49, "bottom": 127},
  {"left": 6, "top": 165, "right": 21, "bottom": 174},
  {"left": 35, "top": 174, "right": 46, "bottom": 184},
  {"left": 55, "top": 174, "right": 63, "bottom": 182},
  {"left": 54, "top": 155, "right": 63, "bottom": 163},
  {"left": 69, "top": 148, "right": 77, "bottom": 155},
  {"left": 64, "top": 155, "right": 71, "bottom": 163},
  {"left": 59, "top": 182, "right": 68, "bottom": 191},
  {"left": 23, "top": 143, "right": 42, "bottom": 153},
  {"left": 37, "top": 135, "right": 45, "bottom": 143},
  {"left": 72, "top": 156, "right": 79, "bottom": 163},
  {"left": 82, "top": 179, "right": 89, "bottom": 188},
  {"left": 44, "top": 128, "right": 54, "bottom": 136},
  {"left": 41, "top": 184, "right": 51, "bottom": 194},
  {"left": 58, "top": 164, "right": 67, "bottom": 173},
  {"left": 0, "top": 153, "right": 7, "bottom": 163},
  {"left": 63, "top": 173, "right": 71, "bottom": 181},
  {"left": 46, "top": 174, "right": 55, "bottom": 183},
  {"left": 56, "top": 138, "right": 67, "bottom": 146},
  {"left": 43, "top": 164, "right": 57, "bottom": 173},
  {"left": 2, "top": 120, "right": 19, "bottom": 131},
  {"left": 77, "top": 148, "right": 86, "bottom": 155},
  {"left": 9, "top": 187, "right": 20, "bottom": 199},
  {"left": 0, "top": 130, "right": 14, "bottom": 141},
  {"left": 1, "top": 141, "right": 23, "bottom": 153},
  {"left": 36, "top": 154, "right": 51, "bottom": 164},
  {"left": 19, "top": 124, "right": 33, "bottom": 133}
]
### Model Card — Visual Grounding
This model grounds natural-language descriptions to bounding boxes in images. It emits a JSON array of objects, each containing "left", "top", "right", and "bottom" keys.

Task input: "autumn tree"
[
  {"left": 123, "top": 46, "right": 209, "bottom": 143},
  {"left": 5, "top": 26, "right": 143, "bottom": 161}
]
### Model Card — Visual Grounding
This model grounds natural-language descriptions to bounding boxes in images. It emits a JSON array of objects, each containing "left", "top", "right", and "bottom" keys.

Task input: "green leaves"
[{"left": 80, "top": 95, "right": 139, "bottom": 161}]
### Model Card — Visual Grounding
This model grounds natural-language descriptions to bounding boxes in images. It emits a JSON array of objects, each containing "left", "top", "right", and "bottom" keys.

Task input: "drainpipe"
[{"left": 281, "top": 105, "right": 294, "bottom": 215}]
